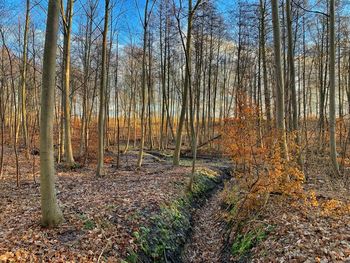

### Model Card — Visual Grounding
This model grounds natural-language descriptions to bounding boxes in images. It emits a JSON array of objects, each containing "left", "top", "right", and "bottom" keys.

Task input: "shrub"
[{"left": 220, "top": 93, "right": 304, "bottom": 253}]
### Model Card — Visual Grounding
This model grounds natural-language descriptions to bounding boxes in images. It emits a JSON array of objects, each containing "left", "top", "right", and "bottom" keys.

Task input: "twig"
[
  {"left": 292, "top": 0, "right": 329, "bottom": 17},
  {"left": 97, "top": 239, "right": 111, "bottom": 263}
]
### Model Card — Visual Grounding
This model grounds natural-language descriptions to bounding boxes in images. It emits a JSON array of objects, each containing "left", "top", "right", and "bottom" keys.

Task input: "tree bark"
[
  {"left": 21, "top": 0, "right": 30, "bottom": 159},
  {"left": 173, "top": 0, "right": 201, "bottom": 165},
  {"left": 61, "top": 0, "right": 75, "bottom": 166},
  {"left": 40, "top": 0, "right": 63, "bottom": 227},
  {"left": 329, "top": 0, "right": 340, "bottom": 175},
  {"left": 137, "top": 0, "right": 150, "bottom": 168},
  {"left": 96, "top": 0, "right": 110, "bottom": 176},
  {"left": 271, "top": 0, "right": 289, "bottom": 159}
]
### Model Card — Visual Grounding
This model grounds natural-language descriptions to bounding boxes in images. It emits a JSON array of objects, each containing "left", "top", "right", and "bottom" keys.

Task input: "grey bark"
[
  {"left": 96, "top": 0, "right": 110, "bottom": 176},
  {"left": 40, "top": 0, "right": 63, "bottom": 227}
]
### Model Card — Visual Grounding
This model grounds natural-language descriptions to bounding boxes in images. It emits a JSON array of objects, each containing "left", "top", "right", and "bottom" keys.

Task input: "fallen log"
[{"left": 181, "top": 134, "right": 222, "bottom": 156}]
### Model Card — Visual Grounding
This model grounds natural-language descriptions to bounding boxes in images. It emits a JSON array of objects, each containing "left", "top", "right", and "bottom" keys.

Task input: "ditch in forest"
[{"left": 125, "top": 163, "right": 232, "bottom": 263}]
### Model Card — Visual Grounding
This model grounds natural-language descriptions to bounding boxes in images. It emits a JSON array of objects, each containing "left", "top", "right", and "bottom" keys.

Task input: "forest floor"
[
  {"left": 0, "top": 146, "right": 231, "bottom": 262},
  {"left": 1, "top": 146, "right": 350, "bottom": 262},
  {"left": 247, "top": 151, "right": 350, "bottom": 262},
  {"left": 181, "top": 180, "right": 230, "bottom": 263}
]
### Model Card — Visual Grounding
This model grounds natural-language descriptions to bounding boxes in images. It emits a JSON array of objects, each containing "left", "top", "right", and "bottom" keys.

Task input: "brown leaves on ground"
[
  {"left": 182, "top": 184, "right": 228, "bottom": 263},
  {"left": 0, "top": 149, "right": 191, "bottom": 262},
  {"left": 250, "top": 153, "right": 350, "bottom": 263}
]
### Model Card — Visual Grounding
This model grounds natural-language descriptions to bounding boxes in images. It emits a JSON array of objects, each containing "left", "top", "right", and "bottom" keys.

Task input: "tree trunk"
[
  {"left": 61, "top": 0, "right": 75, "bottom": 166},
  {"left": 21, "top": 0, "right": 30, "bottom": 159},
  {"left": 137, "top": 0, "right": 150, "bottom": 168},
  {"left": 40, "top": 0, "right": 63, "bottom": 227},
  {"left": 271, "top": 0, "right": 289, "bottom": 159},
  {"left": 329, "top": 0, "right": 340, "bottom": 175},
  {"left": 96, "top": 0, "right": 110, "bottom": 176},
  {"left": 173, "top": 0, "right": 200, "bottom": 165}
]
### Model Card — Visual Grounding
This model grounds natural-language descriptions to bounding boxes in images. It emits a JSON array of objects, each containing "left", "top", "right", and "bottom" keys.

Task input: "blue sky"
[
  {"left": 1, "top": 0, "right": 235, "bottom": 46},
  {"left": 3, "top": 0, "right": 348, "bottom": 48}
]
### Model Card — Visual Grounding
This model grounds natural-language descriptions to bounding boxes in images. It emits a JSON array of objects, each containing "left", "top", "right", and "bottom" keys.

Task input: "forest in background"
[{"left": 0, "top": 0, "right": 350, "bottom": 262}]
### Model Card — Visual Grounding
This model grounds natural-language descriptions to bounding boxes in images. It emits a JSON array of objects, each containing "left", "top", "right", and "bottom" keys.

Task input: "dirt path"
[{"left": 181, "top": 184, "right": 229, "bottom": 263}]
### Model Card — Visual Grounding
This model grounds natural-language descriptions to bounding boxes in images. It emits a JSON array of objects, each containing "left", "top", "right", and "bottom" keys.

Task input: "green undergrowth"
[
  {"left": 222, "top": 189, "right": 273, "bottom": 260},
  {"left": 231, "top": 224, "right": 273, "bottom": 260},
  {"left": 78, "top": 213, "right": 96, "bottom": 230},
  {"left": 127, "top": 167, "right": 222, "bottom": 263}
]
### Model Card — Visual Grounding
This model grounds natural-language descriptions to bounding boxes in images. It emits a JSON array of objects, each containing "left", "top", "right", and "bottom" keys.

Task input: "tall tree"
[
  {"left": 20, "top": 0, "right": 30, "bottom": 159},
  {"left": 60, "top": 0, "right": 75, "bottom": 166},
  {"left": 259, "top": 0, "right": 271, "bottom": 127},
  {"left": 329, "top": 0, "right": 340, "bottom": 175},
  {"left": 79, "top": 0, "right": 98, "bottom": 161},
  {"left": 40, "top": 0, "right": 63, "bottom": 227},
  {"left": 286, "top": 0, "right": 302, "bottom": 165},
  {"left": 137, "top": 0, "right": 150, "bottom": 168},
  {"left": 271, "top": 0, "right": 289, "bottom": 159},
  {"left": 173, "top": 0, "right": 202, "bottom": 166},
  {"left": 96, "top": 0, "right": 110, "bottom": 176}
]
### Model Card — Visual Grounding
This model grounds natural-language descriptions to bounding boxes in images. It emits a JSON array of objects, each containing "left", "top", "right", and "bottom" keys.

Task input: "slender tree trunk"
[
  {"left": 96, "top": 0, "right": 110, "bottom": 176},
  {"left": 329, "top": 0, "right": 340, "bottom": 175},
  {"left": 1, "top": 30, "right": 20, "bottom": 187},
  {"left": 259, "top": 0, "right": 271, "bottom": 127},
  {"left": 61, "top": 0, "right": 75, "bottom": 165},
  {"left": 137, "top": 0, "right": 150, "bottom": 168},
  {"left": 40, "top": 0, "right": 63, "bottom": 227},
  {"left": 173, "top": 0, "right": 200, "bottom": 165},
  {"left": 21, "top": 0, "right": 30, "bottom": 159},
  {"left": 115, "top": 50, "right": 120, "bottom": 168},
  {"left": 271, "top": 0, "right": 289, "bottom": 159}
]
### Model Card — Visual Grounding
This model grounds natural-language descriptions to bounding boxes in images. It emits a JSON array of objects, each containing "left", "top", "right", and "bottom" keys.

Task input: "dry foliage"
[
  {"left": 220, "top": 95, "right": 304, "bottom": 225},
  {"left": 218, "top": 95, "right": 350, "bottom": 261}
]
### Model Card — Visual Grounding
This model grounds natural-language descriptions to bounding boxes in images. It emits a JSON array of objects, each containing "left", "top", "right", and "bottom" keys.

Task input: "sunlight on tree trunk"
[
  {"left": 61, "top": 0, "right": 75, "bottom": 166},
  {"left": 96, "top": 0, "right": 109, "bottom": 177},
  {"left": 40, "top": 0, "right": 63, "bottom": 227},
  {"left": 329, "top": 0, "right": 340, "bottom": 176},
  {"left": 20, "top": 0, "right": 30, "bottom": 159},
  {"left": 271, "top": 0, "right": 289, "bottom": 160},
  {"left": 137, "top": 0, "right": 150, "bottom": 169}
]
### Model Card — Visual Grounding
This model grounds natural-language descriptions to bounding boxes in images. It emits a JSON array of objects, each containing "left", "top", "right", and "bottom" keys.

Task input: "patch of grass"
[
  {"left": 231, "top": 225, "right": 272, "bottom": 257},
  {"left": 133, "top": 226, "right": 151, "bottom": 254},
  {"left": 129, "top": 211, "right": 141, "bottom": 221},
  {"left": 57, "top": 162, "right": 83, "bottom": 171},
  {"left": 124, "top": 249, "right": 138, "bottom": 263},
  {"left": 83, "top": 219, "right": 96, "bottom": 230},
  {"left": 78, "top": 214, "right": 96, "bottom": 230},
  {"left": 106, "top": 204, "right": 117, "bottom": 210}
]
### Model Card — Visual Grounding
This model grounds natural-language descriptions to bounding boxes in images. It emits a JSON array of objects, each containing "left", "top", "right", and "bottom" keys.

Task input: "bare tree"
[
  {"left": 20, "top": 0, "right": 30, "bottom": 159},
  {"left": 137, "top": 0, "right": 150, "bottom": 168},
  {"left": 173, "top": 0, "right": 202, "bottom": 166},
  {"left": 329, "top": 0, "right": 340, "bottom": 175},
  {"left": 271, "top": 0, "right": 289, "bottom": 159},
  {"left": 60, "top": 0, "right": 75, "bottom": 166},
  {"left": 96, "top": 0, "right": 110, "bottom": 177}
]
